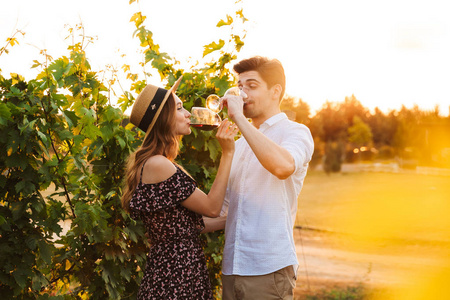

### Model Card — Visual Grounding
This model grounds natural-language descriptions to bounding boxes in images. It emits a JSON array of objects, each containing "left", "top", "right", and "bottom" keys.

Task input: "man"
[{"left": 219, "top": 56, "right": 314, "bottom": 299}]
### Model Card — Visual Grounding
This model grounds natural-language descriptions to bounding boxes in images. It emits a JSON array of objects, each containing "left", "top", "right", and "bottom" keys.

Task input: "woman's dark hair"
[{"left": 121, "top": 93, "right": 179, "bottom": 211}]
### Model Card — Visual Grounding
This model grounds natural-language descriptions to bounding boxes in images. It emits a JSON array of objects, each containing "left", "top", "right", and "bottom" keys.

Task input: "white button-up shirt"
[{"left": 221, "top": 113, "right": 314, "bottom": 276}]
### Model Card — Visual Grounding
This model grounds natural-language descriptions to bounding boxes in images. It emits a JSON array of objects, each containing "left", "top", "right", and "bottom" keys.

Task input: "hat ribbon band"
[{"left": 139, "top": 87, "right": 168, "bottom": 132}]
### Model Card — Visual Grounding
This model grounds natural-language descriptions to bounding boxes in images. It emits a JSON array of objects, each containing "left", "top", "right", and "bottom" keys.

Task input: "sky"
[{"left": 1, "top": 0, "right": 449, "bottom": 116}]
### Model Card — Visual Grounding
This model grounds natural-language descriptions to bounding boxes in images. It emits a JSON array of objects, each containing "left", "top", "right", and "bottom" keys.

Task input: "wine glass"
[
  {"left": 206, "top": 87, "right": 248, "bottom": 113},
  {"left": 190, "top": 107, "right": 221, "bottom": 131},
  {"left": 190, "top": 87, "right": 247, "bottom": 131}
]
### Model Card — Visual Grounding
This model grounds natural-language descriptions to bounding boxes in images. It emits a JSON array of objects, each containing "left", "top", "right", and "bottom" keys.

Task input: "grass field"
[
  {"left": 293, "top": 170, "right": 450, "bottom": 299},
  {"left": 295, "top": 170, "right": 450, "bottom": 244}
]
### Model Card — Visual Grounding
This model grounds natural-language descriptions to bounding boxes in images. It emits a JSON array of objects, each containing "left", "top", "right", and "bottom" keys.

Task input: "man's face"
[{"left": 237, "top": 70, "right": 277, "bottom": 121}]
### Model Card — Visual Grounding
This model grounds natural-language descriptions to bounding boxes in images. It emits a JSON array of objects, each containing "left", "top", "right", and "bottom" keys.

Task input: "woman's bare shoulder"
[{"left": 141, "top": 155, "right": 177, "bottom": 184}]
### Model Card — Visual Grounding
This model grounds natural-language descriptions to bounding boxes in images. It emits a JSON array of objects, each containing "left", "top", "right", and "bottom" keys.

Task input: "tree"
[
  {"left": 367, "top": 107, "right": 398, "bottom": 148},
  {"left": 311, "top": 101, "right": 347, "bottom": 142},
  {"left": 323, "top": 140, "right": 344, "bottom": 173},
  {"left": 339, "top": 94, "right": 368, "bottom": 126},
  {"left": 1, "top": 26, "right": 147, "bottom": 299},
  {"left": 347, "top": 116, "right": 373, "bottom": 161},
  {"left": 280, "top": 95, "right": 311, "bottom": 124},
  {"left": 348, "top": 116, "right": 373, "bottom": 148}
]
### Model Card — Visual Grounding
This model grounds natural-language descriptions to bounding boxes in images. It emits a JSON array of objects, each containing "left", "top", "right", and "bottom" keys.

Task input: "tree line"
[{"left": 281, "top": 94, "right": 450, "bottom": 172}]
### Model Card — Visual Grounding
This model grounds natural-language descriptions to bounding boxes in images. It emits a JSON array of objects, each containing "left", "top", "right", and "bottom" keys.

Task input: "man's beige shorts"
[{"left": 222, "top": 266, "right": 296, "bottom": 300}]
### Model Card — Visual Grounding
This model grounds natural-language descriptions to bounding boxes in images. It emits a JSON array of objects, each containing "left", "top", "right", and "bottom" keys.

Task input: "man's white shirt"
[{"left": 221, "top": 113, "right": 314, "bottom": 276}]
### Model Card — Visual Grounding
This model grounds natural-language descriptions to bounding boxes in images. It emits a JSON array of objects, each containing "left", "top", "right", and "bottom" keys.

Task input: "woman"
[{"left": 121, "top": 77, "right": 237, "bottom": 299}]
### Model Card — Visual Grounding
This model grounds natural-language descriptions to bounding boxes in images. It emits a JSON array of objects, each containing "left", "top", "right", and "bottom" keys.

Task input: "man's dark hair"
[{"left": 233, "top": 56, "right": 286, "bottom": 101}]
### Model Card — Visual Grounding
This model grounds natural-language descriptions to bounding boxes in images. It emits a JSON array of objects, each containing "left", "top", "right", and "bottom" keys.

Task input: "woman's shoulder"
[{"left": 141, "top": 155, "right": 177, "bottom": 184}]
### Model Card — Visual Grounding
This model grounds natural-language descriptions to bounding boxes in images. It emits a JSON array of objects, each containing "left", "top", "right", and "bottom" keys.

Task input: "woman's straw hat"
[{"left": 130, "top": 76, "right": 183, "bottom": 133}]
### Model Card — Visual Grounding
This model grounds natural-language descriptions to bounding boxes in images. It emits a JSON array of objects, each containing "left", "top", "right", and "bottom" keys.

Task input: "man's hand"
[{"left": 220, "top": 93, "right": 246, "bottom": 123}]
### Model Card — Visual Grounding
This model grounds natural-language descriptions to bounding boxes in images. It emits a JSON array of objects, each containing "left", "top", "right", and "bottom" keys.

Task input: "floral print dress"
[{"left": 129, "top": 164, "right": 213, "bottom": 300}]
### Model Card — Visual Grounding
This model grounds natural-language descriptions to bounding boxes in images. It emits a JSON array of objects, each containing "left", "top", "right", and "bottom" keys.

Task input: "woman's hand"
[
  {"left": 216, "top": 119, "right": 239, "bottom": 154},
  {"left": 182, "top": 120, "right": 237, "bottom": 217}
]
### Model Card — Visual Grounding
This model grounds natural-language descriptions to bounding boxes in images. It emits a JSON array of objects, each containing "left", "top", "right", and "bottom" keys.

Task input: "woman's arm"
[{"left": 181, "top": 119, "right": 238, "bottom": 217}]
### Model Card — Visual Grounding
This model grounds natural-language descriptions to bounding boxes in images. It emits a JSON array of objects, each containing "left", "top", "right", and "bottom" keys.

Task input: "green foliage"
[
  {"left": 0, "top": 25, "right": 149, "bottom": 298},
  {"left": 0, "top": 29, "right": 25, "bottom": 57},
  {"left": 347, "top": 116, "right": 373, "bottom": 147},
  {"left": 305, "top": 284, "right": 367, "bottom": 300},
  {"left": 308, "top": 95, "right": 450, "bottom": 168},
  {"left": 323, "top": 141, "right": 344, "bottom": 174},
  {"left": 280, "top": 94, "right": 311, "bottom": 124},
  {"left": 0, "top": 1, "right": 247, "bottom": 298}
]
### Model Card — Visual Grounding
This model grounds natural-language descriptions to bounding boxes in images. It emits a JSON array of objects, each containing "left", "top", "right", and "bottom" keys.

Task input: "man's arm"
[
  {"left": 233, "top": 114, "right": 295, "bottom": 180},
  {"left": 201, "top": 216, "right": 227, "bottom": 233}
]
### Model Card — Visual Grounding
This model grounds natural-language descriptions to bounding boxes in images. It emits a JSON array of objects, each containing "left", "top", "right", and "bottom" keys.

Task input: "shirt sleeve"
[
  {"left": 220, "top": 193, "right": 229, "bottom": 217},
  {"left": 281, "top": 124, "right": 314, "bottom": 172}
]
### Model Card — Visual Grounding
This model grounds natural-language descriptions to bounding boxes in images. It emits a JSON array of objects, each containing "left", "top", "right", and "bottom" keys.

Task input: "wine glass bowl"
[
  {"left": 191, "top": 86, "right": 247, "bottom": 131},
  {"left": 190, "top": 107, "right": 221, "bottom": 131},
  {"left": 206, "top": 87, "right": 248, "bottom": 113},
  {"left": 206, "top": 94, "right": 221, "bottom": 113},
  {"left": 225, "top": 86, "right": 246, "bottom": 97}
]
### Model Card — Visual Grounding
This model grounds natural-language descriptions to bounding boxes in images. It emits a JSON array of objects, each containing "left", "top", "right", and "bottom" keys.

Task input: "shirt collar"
[{"left": 259, "top": 113, "right": 288, "bottom": 130}]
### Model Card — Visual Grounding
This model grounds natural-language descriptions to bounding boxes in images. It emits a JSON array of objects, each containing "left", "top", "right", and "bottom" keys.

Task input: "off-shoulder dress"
[{"left": 129, "top": 163, "right": 213, "bottom": 299}]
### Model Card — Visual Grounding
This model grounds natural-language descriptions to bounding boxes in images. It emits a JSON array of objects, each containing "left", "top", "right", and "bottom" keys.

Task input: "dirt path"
[{"left": 292, "top": 228, "right": 444, "bottom": 299}]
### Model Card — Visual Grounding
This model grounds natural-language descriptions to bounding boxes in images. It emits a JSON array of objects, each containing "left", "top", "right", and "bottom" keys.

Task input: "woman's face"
[{"left": 174, "top": 94, "right": 191, "bottom": 135}]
